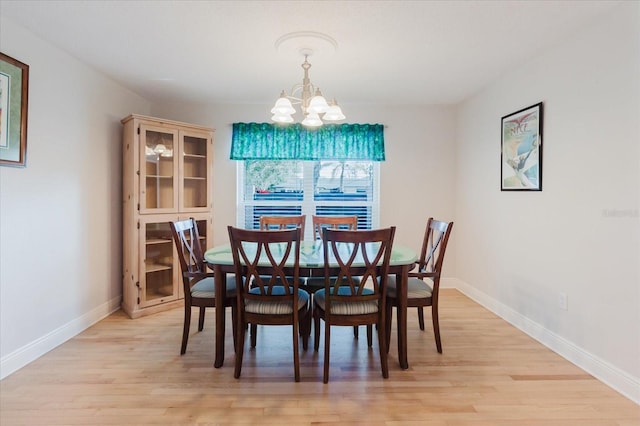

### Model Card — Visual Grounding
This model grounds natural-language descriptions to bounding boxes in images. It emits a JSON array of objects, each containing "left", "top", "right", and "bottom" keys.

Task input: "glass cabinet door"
[
  {"left": 140, "top": 125, "right": 179, "bottom": 213},
  {"left": 180, "top": 130, "right": 211, "bottom": 211},
  {"left": 139, "top": 218, "right": 179, "bottom": 308}
]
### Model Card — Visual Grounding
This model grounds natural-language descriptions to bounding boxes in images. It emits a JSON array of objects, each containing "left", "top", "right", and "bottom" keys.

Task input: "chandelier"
[{"left": 270, "top": 49, "right": 345, "bottom": 127}]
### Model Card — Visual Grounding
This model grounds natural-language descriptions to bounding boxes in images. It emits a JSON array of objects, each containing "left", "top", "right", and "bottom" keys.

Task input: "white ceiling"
[{"left": 1, "top": 0, "right": 621, "bottom": 107}]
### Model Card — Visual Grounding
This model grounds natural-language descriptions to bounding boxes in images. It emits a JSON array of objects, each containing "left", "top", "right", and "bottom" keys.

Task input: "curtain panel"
[{"left": 230, "top": 122, "right": 385, "bottom": 161}]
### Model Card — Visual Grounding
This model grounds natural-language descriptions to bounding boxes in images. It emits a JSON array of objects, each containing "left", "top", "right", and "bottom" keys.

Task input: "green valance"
[{"left": 230, "top": 122, "right": 385, "bottom": 161}]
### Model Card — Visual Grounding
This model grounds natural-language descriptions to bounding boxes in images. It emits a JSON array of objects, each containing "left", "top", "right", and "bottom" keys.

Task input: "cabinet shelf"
[
  {"left": 184, "top": 176, "right": 206, "bottom": 181},
  {"left": 184, "top": 154, "right": 206, "bottom": 159},
  {"left": 146, "top": 238, "right": 172, "bottom": 245},
  {"left": 145, "top": 262, "right": 173, "bottom": 273},
  {"left": 146, "top": 175, "right": 173, "bottom": 179},
  {"left": 146, "top": 285, "right": 175, "bottom": 299}
]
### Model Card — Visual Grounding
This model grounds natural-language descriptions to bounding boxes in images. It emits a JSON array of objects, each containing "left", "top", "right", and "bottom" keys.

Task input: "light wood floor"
[{"left": 1, "top": 289, "right": 638, "bottom": 425}]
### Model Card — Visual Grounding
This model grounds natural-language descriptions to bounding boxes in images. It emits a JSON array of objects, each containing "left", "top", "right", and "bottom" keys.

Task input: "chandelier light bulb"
[
  {"left": 306, "top": 89, "right": 330, "bottom": 114},
  {"left": 271, "top": 113, "right": 295, "bottom": 124},
  {"left": 271, "top": 91, "right": 296, "bottom": 115},
  {"left": 301, "top": 112, "right": 323, "bottom": 127},
  {"left": 323, "top": 100, "right": 346, "bottom": 121}
]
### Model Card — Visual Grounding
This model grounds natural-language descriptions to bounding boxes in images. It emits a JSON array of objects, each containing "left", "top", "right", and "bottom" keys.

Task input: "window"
[
  {"left": 231, "top": 122, "right": 385, "bottom": 237},
  {"left": 237, "top": 160, "right": 380, "bottom": 239}
]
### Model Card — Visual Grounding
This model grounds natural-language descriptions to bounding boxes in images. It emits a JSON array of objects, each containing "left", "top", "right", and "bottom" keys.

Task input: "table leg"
[
  {"left": 397, "top": 265, "right": 409, "bottom": 369},
  {"left": 214, "top": 265, "right": 226, "bottom": 368}
]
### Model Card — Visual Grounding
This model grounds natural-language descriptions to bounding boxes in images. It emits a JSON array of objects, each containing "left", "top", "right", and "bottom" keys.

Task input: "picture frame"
[
  {"left": 501, "top": 102, "right": 543, "bottom": 191},
  {"left": 0, "top": 52, "right": 29, "bottom": 167}
]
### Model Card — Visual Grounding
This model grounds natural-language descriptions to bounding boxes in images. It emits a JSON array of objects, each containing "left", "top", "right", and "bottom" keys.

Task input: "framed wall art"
[
  {"left": 0, "top": 52, "right": 29, "bottom": 167},
  {"left": 501, "top": 102, "right": 543, "bottom": 191}
]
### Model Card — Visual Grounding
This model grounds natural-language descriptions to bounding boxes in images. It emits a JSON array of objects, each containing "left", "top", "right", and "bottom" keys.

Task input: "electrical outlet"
[{"left": 558, "top": 292, "right": 568, "bottom": 310}]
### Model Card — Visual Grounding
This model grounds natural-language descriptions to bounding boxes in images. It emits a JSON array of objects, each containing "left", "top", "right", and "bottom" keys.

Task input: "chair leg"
[
  {"left": 198, "top": 306, "right": 206, "bottom": 331},
  {"left": 313, "top": 308, "right": 321, "bottom": 351},
  {"left": 250, "top": 324, "right": 258, "bottom": 348},
  {"left": 353, "top": 325, "right": 359, "bottom": 339},
  {"left": 307, "top": 306, "right": 313, "bottom": 341},
  {"left": 432, "top": 304, "right": 442, "bottom": 353},
  {"left": 367, "top": 325, "right": 373, "bottom": 347},
  {"left": 377, "top": 319, "right": 389, "bottom": 379},
  {"left": 417, "top": 307, "right": 425, "bottom": 331},
  {"left": 181, "top": 304, "right": 191, "bottom": 355},
  {"left": 323, "top": 319, "right": 331, "bottom": 384},
  {"left": 231, "top": 304, "right": 238, "bottom": 352},
  {"left": 385, "top": 302, "right": 393, "bottom": 354},
  {"left": 234, "top": 318, "right": 246, "bottom": 379},
  {"left": 299, "top": 307, "right": 311, "bottom": 351},
  {"left": 293, "top": 315, "right": 300, "bottom": 382}
]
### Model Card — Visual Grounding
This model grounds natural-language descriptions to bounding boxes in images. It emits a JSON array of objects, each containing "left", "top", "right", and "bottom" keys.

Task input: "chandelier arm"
[{"left": 286, "top": 83, "right": 317, "bottom": 108}]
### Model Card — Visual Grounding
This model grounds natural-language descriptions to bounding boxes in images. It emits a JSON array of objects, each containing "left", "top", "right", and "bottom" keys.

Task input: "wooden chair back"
[
  {"left": 312, "top": 215, "right": 358, "bottom": 240},
  {"left": 170, "top": 217, "right": 206, "bottom": 283},
  {"left": 322, "top": 227, "right": 396, "bottom": 308},
  {"left": 414, "top": 218, "right": 454, "bottom": 285},
  {"left": 259, "top": 215, "right": 306, "bottom": 237},
  {"left": 228, "top": 227, "right": 302, "bottom": 301}
]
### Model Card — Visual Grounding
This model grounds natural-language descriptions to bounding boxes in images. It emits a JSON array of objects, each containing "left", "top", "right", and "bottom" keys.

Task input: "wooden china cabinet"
[{"left": 121, "top": 114, "right": 214, "bottom": 318}]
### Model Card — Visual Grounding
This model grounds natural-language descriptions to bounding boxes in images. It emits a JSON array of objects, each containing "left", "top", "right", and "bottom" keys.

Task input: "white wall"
[
  {"left": 454, "top": 2, "right": 639, "bottom": 402},
  {"left": 151, "top": 103, "right": 458, "bottom": 276},
  {"left": 0, "top": 18, "right": 151, "bottom": 378}
]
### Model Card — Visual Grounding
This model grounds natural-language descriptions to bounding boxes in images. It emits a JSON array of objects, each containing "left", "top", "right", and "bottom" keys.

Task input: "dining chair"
[
  {"left": 385, "top": 218, "right": 453, "bottom": 354},
  {"left": 259, "top": 214, "right": 306, "bottom": 236},
  {"left": 254, "top": 215, "right": 307, "bottom": 345},
  {"left": 170, "top": 218, "right": 237, "bottom": 355},
  {"left": 313, "top": 226, "right": 395, "bottom": 383},
  {"left": 305, "top": 215, "right": 359, "bottom": 292},
  {"left": 228, "top": 226, "right": 311, "bottom": 382},
  {"left": 307, "top": 215, "right": 367, "bottom": 341}
]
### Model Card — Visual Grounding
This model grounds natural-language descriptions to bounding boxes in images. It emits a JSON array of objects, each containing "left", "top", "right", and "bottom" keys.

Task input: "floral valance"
[{"left": 230, "top": 122, "right": 385, "bottom": 161}]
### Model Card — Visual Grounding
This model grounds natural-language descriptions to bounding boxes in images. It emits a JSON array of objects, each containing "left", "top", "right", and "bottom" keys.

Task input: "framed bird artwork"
[{"left": 501, "top": 102, "right": 543, "bottom": 191}]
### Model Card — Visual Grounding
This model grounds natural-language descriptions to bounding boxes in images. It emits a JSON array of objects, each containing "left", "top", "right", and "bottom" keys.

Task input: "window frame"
[{"left": 236, "top": 160, "right": 380, "bottom": 240}]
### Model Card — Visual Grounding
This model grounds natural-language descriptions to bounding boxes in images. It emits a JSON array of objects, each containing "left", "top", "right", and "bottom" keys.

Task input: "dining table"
[{"left": 204, "top": 239, "right": 418, "bottom": 369}]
